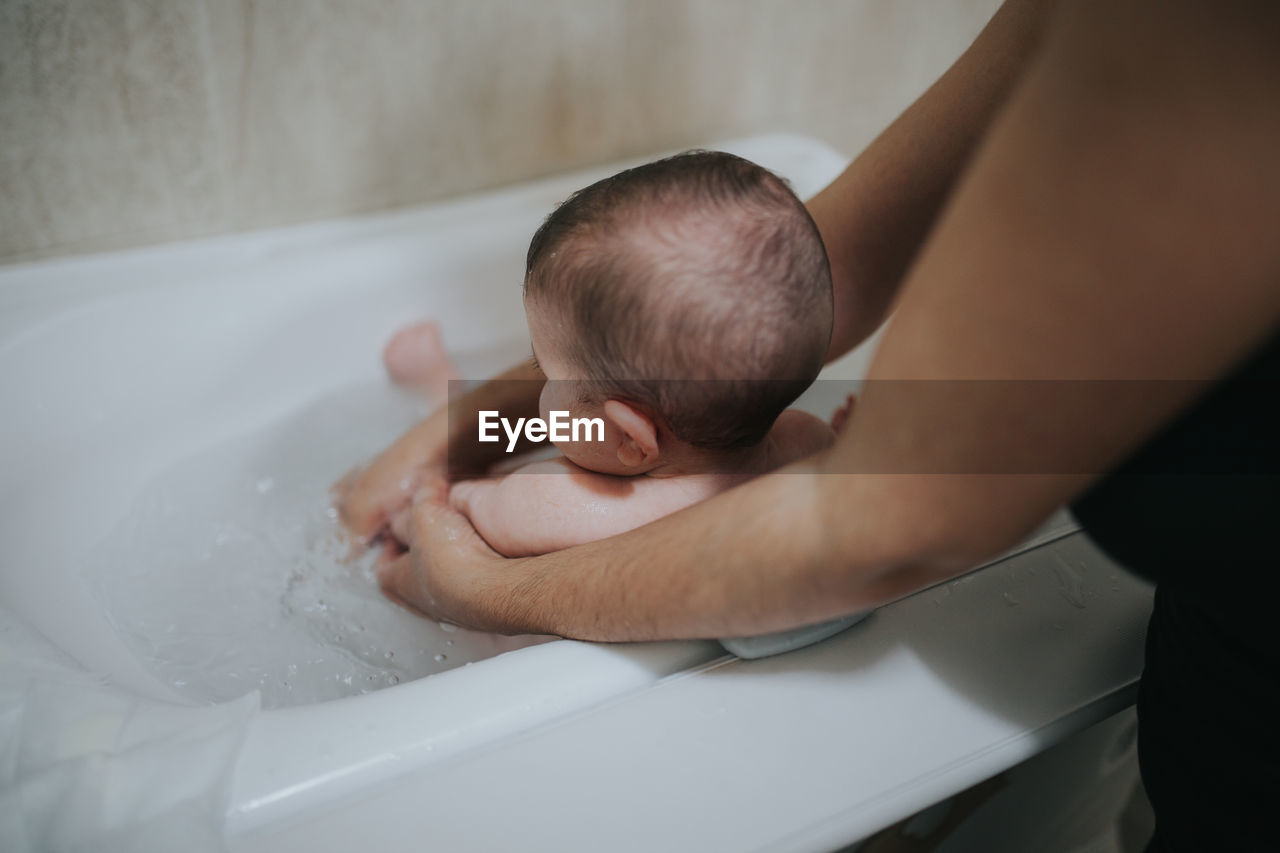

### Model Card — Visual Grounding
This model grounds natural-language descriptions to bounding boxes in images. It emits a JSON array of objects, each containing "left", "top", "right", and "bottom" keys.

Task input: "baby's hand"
[{"left": 831, "top": 393, "right": 857, "bottom": 434}]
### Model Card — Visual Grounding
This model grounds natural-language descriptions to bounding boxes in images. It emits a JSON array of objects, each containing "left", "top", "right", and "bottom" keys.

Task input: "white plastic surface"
[{"left": 0, "top": 605, "right": 257, "bottom": 852}]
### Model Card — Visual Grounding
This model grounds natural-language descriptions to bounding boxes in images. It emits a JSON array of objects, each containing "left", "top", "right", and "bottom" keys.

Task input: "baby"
[{"left": 392, "top": 151, "right": 839, "bottom": 557}]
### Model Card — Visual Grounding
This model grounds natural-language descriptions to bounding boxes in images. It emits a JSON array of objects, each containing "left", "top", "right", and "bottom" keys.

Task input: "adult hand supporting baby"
[
  {"left": 377, "top": 485, "right": 517, "bottom": 631},
  {"left": 377, "top": 458, "right": 865, "bottom": 638}
]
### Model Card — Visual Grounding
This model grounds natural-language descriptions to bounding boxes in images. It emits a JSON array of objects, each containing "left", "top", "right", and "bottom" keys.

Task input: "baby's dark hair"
[{"left": 524, "top": 150, "right": 833, "bottom": 450}]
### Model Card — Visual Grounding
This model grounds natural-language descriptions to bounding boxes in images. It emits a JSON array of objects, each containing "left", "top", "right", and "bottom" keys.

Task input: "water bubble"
[
  {"left": 384, "top": 650, "right": 395, "bottom": 660},
  {"left": 1002, "top": 591, "right": 1019, "bottom": 607},
  {"left": 434, "top": 654, "right": 447, "bottom": 662},
  {"left": 389, "top": 675, "right": 400, "bottom": 685},
  {"left": 438, "top": 622, "right": 458, "bottom": 633}
]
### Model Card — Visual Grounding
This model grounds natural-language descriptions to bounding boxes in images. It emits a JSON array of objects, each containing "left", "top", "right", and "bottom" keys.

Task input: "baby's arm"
[{"left": 449, "top": 458, "right": 708, "bottom": 558}]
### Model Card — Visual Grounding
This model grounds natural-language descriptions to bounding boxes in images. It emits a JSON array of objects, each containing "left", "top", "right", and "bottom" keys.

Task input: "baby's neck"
[
  {"left": 641, "top": 435, "right": 782, "bottom": 480},
  {"left": 641, "top": 409, "right": 832, "bottom": 479}
]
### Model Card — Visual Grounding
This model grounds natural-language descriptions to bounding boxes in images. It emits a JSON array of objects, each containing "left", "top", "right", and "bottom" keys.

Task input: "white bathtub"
[{"left": 0, "top": 136, "right": 1153, "bottom": 852}]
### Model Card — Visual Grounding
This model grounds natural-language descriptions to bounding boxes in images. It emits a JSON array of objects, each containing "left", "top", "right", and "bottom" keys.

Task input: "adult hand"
[{"left": 376, "top": 479, "right": 525, "bottom": 633}]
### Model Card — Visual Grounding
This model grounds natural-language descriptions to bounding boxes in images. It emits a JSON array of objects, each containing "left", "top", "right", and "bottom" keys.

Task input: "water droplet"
[
  {"left": 438, "top": 622, "right": 458, "bottom": 633},
  {"left": 1051, "top": 556, "right": 1087, "bottom": 609},
  {"left": 1002, "top": 591, "right": 1019, "bottom": 607},
  {"left": 389, "top": 675, "right": 400, "bottom": 685},
  {"left": 434, "top": 654, "right": 447, "bottom": 662}
]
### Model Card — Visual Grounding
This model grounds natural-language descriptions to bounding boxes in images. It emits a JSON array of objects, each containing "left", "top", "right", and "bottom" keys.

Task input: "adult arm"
[
  {"left": 811, "top": 0, "right": 1065, "bottom": 360},
  {"left": 381, "top": 0, "right": 1280, "bottom": 639}
]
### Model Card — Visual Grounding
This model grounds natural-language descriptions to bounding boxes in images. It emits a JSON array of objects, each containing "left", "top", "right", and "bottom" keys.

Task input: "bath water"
[{"left": 83, "top": 382, "right": 545, "bottom": 709}]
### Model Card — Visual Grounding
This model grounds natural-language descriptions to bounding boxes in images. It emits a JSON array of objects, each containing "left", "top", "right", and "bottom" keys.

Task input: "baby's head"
[{"left": 523, "top": 150, "right": 832, "bottom": 475}]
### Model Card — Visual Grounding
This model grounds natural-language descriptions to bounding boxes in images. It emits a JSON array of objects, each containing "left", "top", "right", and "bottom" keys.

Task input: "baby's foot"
[{"left": 383, "top": 319, "right": 459, "bottom": 402}]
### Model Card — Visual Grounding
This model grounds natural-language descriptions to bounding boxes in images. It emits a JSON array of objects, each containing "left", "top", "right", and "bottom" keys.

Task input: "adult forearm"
[
  {"left": 815, "top": 0, "right": 1065, "bottom": 360},
  {"left": 457, "top": 459, "right": 977, "bottom": 641},
  {"left": 487, "top": 463, "right": 843, "bottom": 640}
]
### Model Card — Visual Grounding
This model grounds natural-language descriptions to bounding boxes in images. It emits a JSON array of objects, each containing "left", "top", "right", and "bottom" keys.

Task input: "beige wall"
[{"left": 0, "top": 0, "right": 1000, "bottom": 263}]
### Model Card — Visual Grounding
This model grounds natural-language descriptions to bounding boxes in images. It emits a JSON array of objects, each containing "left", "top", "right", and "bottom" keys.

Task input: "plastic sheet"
[{"left": 0, "top": 605, "right": 257, "bottom": 853}]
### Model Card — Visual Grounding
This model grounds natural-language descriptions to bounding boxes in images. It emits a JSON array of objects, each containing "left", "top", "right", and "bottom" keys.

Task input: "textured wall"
[{"left": 0, "top": 0, "right": 1000, "bottom": 263}]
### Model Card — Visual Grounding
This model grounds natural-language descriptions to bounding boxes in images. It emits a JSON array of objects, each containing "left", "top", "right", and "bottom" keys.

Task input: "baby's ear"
[{"left": 603, "top": 400, "right": 659, "bottom": 469}]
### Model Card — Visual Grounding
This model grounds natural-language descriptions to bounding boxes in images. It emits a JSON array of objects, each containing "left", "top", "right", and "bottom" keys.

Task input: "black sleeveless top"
[{"left": 1071, "top": 333, "right": 1280, "bottom": 852}]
